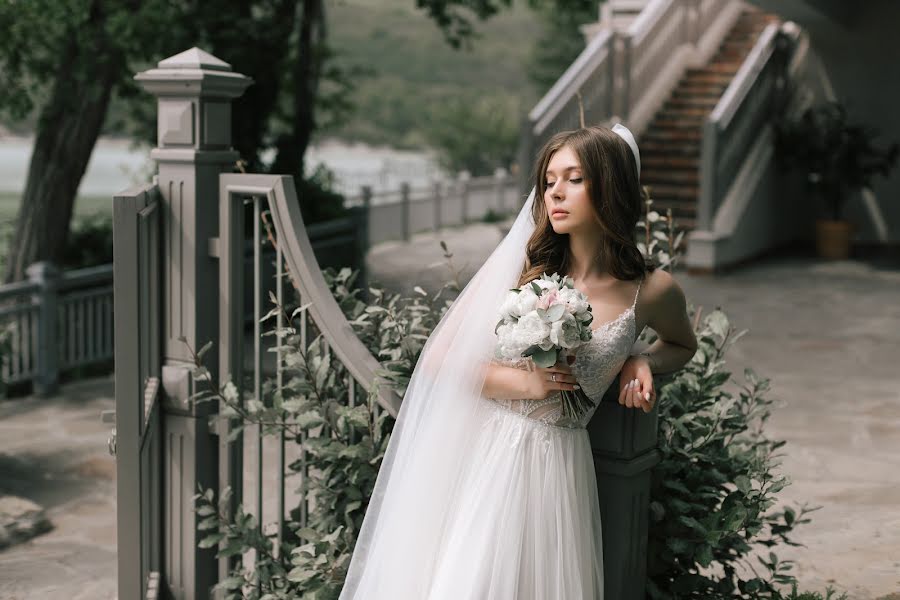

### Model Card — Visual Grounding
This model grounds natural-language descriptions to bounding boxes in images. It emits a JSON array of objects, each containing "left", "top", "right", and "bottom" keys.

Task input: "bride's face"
[{"left": 543, "top": 145, "right": 595, "bottom": 235}]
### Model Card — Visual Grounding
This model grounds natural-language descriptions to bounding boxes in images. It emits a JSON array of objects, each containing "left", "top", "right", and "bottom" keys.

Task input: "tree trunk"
[
  {"left": 270, "top": 0, "right": 326, "bottom": 181},
  {"left": 3, "top": 5, "right": 120, "bottom": 283}
]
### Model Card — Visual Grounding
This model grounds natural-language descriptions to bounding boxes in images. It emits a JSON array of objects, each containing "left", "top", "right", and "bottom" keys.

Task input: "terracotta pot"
[{"left": 814, "top": 219, "right": 855, "bottom": 259}]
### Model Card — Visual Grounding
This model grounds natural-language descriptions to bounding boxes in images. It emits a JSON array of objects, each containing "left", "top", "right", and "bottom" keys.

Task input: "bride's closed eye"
[{"left": 544, "top": 177, "right": 582, "bottom": 188}]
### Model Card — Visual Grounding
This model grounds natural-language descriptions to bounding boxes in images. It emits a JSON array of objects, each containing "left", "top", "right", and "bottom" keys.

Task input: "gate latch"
[{"left": 100, "top": 410, "right": 116, "bottom": 457}]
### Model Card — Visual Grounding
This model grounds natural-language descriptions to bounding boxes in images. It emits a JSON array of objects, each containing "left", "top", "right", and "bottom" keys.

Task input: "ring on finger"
[{"left": 551, "top": 373, "right": 557, "bottom": 382}]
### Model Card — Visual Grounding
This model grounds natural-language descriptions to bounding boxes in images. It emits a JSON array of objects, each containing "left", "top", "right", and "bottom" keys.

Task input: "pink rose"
[{"left": 535, "top": 289, "right": 558, "bottom": 310}]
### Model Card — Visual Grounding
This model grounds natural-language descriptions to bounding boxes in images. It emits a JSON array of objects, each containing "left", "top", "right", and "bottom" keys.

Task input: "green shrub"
[
  {"left": 645, "top": 308, "right": 819, "bottom": 599},
  {"left": 59, "top": 212, "right": 114, "bottom": 270},
  {"left": 190, "top": 190, "right": 835, "bottom": 598},
  {"left": 190, "top": 266, "right": 457, "bottom": 599}
]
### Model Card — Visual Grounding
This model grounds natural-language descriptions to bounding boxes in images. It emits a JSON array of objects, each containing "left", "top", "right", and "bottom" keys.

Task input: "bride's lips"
[{"left": 551, "top": 210, "right": 569, "bottom": 218}]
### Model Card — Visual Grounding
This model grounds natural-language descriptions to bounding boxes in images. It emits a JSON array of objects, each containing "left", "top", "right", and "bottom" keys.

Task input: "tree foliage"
[{"left": 422, "top": 93, "right": 521, "bottom": 175}]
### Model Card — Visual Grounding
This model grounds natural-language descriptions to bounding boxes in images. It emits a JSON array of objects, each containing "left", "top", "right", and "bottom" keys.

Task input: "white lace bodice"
[{"left": 486, "top": 276, "right": 645, "bottom": 430}]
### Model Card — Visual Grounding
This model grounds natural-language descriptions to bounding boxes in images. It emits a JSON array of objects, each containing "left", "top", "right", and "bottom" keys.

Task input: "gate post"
[
  {"left": 589, "top": 382, "right": 661, "bottom": 600},
  {"left": 26, "top": 261, "right": 59, "bottom": 396},
  {"left": 135, "top": 47, "right": 251, "bottom": 600}
]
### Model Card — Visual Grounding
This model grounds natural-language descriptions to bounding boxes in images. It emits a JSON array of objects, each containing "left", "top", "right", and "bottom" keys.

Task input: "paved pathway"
[
  {"left": 0, "top": 377, "right": 117, "bottom": 600},
  {"left": 1, "top": 218, "right": 898, "bottom": 599}
]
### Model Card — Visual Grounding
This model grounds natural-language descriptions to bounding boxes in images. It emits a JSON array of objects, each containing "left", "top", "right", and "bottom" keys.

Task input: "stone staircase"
[{"left": 636, "top": 8, "right": 781, "bottom": 243}]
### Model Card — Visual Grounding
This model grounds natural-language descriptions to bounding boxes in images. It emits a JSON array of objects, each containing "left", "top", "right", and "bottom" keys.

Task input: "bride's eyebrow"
[{"left": 545, "top": 165, "right": 581, "bottom": 177}]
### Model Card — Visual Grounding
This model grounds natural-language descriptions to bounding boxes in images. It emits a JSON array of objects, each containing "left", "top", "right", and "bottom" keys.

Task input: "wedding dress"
[
  {"left": 424, "top": 275, "right": 644, "bottom": 599},
  {"left": 339, "top": 123, "right": 643, "bottom": 600}
]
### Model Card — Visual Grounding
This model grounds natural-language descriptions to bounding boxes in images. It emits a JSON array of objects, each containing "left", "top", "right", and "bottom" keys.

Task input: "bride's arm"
[
  {"left": 480, "top": 361, "right": 534, "bottom": 400},
  {"left": 419, "top": 338, "right": 532, "bottom": 400}
]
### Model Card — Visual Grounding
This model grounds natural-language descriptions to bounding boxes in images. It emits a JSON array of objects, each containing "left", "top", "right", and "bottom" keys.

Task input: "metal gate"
[{"left": 112, "top": 183, "right": 163, "bottom": 600}]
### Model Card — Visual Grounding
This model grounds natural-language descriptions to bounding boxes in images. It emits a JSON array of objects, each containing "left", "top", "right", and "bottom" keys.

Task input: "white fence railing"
[
  {"left": 342, "top": 169, "right": 523, "bottom": 246},
  {"left": 0, "top": 262, "right": 114, "bottom": 394}
]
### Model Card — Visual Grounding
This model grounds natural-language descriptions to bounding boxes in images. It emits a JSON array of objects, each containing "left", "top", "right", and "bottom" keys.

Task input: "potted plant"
[{"left": 774, "top": 100, "right": 899, "bottom": 259}]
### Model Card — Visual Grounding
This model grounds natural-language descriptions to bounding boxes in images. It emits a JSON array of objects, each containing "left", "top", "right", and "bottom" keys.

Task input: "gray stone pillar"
[
  {"left": 134, "top": 47, "right": 252, "bottom": 600},
  {"left": 590, "top": 380, "right": 661, "bottom": 600},
  {"left": 433, "top": 180, "right": 443, "bottom": 231},
  {"left": 26, "top": 261, "right": 59, "bottom": 397},
  {"left": 400, "top": 182, "right": 411, "bottom": 241},
  {"left": 493, "top": 167, "right": 508, "bottom": 213}
]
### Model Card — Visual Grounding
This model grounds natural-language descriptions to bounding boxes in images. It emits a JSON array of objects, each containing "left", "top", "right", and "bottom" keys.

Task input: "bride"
[{"left": 338, "top": 123, "right": 698, "bottom": 599}]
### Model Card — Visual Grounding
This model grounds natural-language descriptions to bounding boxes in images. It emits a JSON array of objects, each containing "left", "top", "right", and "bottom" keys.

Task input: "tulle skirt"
[{"left": 423, "top": 399, "right": 605, "bottom": 599}]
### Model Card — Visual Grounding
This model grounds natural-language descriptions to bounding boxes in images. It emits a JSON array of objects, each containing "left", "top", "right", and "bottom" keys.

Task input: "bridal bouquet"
[{"left": 494, "top": 272, "right": 596, "bottom": 420}]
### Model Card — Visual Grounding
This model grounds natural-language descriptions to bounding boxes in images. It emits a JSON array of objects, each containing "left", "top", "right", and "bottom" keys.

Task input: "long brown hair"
[{"left": 516, "top": 125, "right": 655, "bottom": 287}]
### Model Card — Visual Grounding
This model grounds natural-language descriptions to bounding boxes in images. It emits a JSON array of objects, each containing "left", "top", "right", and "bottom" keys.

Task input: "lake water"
[{"left": 0, "top": 136, "right": 448, "bottom": 200}]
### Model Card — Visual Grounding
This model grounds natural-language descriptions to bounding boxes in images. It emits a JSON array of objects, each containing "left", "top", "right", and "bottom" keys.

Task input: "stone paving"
[
  {"left": 0, "top": 376, "right": 117, "bottom": 600},
  {"left": 1, "top": 218, "right": 899, "bottom": 599}
]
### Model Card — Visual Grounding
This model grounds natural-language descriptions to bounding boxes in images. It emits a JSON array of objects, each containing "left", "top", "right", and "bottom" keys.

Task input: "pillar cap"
[
  {"left": 158, "top": 47, "right": 231, "bottom": 72},
  {"left": 134, "top": 47, "right": 252, "bottom": 99}
]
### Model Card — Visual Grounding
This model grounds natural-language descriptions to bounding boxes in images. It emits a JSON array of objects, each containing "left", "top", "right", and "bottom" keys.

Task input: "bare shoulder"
[
  {"left": 639, "top": 268, "right": 697, "bottom": 349},
  {"left": 641, "top": 268, "right": 682, "bottom": 304}
]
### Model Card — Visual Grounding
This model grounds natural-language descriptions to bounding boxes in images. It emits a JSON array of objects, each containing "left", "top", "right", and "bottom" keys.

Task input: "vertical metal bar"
[
  {"left": 93, "top": 293, "right": 100, "bottom": 362},
  {"left": 29, "top": 306, "right": 37, "bottom": 376},
  {"left": 15, "top": 309, "right": 23, "bottom": 377},
  {"left": 298, "top": 303, "right": 308, "bottom": 528},
  {"left": 348, "top": 377, "right": 356, "bottom": 445},
  {"left": 275, "top": 236, "right": 285, "bottom": 559},
  {"left": 79, "top": 297, "right": 86, "bottom": 364},
  {"left": 86, "top": 295, "right": 94, "bottom": 363},
  {"left": 218, "top": 186, "right": 245, "bottom": 585},
  {"left": 253, "top": 197, "right": 263, "bottom": 578},
  {"left": 104, "top": 295, "right": 111, "bottom": 358},
  {"left": 69, "top": 300, "right": 76, "bottom": 368}
]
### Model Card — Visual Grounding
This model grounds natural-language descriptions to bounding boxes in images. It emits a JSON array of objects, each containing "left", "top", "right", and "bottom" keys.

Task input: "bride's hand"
[
  {"left": 617, "top": 355, "right": 655, "bottom": 412},
  {"left": 524, "top": 354, "right": 579, "bottom": 400}
]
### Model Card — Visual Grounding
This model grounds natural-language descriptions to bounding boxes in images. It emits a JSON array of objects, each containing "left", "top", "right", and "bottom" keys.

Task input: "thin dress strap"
[{"left": 630, "top": 274, "right": 644, "bottom": 310}]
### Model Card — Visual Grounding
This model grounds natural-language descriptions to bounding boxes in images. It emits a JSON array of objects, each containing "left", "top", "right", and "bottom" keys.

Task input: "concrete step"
[
  {"left": 641, "top": 155, "right": 700, "bottom": 170},
  {"left": 684, "top": 71, "right": 735, "bottom": 83},
  {"left": 672, "top": 84, "right": 727, "bottom": 98},
  {"left": 639, "top": 140, "right": 700, "bottom": 157},
  {"left": 651, "top": 117, "right": 706, "bottom": 130},
  {"left": 641, "top": 128, "right": 703, "bottom": 143},
  {"left": 641, "top": 169, "right": 700, "bottom": 186},
  {"left": 657, "top": 106, "right": 711, "bottom": 120},
  {"left": 641, "top": 182, "right": 699, "bottom": 201},
  {"left": 663, "top": 96, "right": 720, "bottom": 110},
  {"left": 686, "top": 63, "right": 741, "bottom": 76}
]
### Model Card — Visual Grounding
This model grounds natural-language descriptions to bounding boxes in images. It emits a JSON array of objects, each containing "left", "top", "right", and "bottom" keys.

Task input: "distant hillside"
[{"left": 317, "top": 0, "right": 545, "bottom": 150}]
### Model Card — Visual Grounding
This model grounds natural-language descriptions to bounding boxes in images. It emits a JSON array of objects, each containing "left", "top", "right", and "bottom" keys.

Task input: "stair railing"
[
  {"left": 697, "top": 21, "right": 801, "bottom": 230},
  {"left": 518, "top": 0, "right": 731, "bottom": 191}
]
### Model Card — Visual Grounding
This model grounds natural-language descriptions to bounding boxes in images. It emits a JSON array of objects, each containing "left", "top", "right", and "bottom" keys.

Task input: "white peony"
[
  {"left": 517, "top": 312, "right": 551, "bottom": 346},
  {"left": 548, "top": 312, "right": 582, "bottom": 349},
  {"left": 499, "top": 290, "right": 521, "bottom": 318},
  {"left": 557, "top": 286, "right": 590, "bottom": 316},
  {"left": 531, "top": 278, "right": 560, "bottom": 293},
  {"left": 493, "top": 272, "right": 595, "bottom": 360},
  {"left": 512, "top": 287, "right": 539, "bottom": 317}
]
